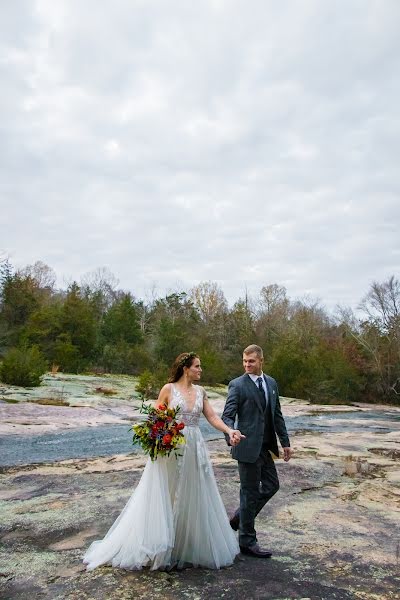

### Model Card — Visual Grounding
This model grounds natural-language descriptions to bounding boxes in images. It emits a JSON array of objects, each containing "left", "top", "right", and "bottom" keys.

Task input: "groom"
[{"left": 222, "top": 344, "right": 293, "bottom": 558}]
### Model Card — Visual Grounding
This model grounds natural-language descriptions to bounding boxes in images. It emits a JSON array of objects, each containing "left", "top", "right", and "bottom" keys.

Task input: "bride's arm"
[
  {"left": 154, "top": 383, "right": 171, "bottom": 408},
  {"left": 202, "top": 389, "right": 244, "bottom": 446}
]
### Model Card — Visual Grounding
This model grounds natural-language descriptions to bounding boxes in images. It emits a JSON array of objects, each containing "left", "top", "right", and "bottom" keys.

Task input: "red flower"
[{"left": 132, "top": 400, "right": 185, "bottom": 461}]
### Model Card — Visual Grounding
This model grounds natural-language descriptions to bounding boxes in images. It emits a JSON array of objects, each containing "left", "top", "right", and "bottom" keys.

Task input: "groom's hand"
[
  {"left": 229, "top": 429, "right": 246, "bottom": 446},
  {"left": 283, "top": 447, "right": 293, "bottom": 462}
]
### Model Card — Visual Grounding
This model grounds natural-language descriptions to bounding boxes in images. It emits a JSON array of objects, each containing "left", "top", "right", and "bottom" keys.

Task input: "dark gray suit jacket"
[{"left": 222, "top": 373, "right": 290, "bottom": 463}]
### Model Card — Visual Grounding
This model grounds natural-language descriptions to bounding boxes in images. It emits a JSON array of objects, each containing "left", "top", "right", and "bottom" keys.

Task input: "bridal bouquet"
[{"left": 132, "top": 402, "right": 185, "bottom": 461}]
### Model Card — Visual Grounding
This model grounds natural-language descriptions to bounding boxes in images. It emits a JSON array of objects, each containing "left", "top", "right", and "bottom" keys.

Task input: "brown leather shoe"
[
  {"left": 240, "top": 544, "right": 272, "bottom": 558},
  {"left": 229, "top": 514, "right": 239, "bottom": 531}
]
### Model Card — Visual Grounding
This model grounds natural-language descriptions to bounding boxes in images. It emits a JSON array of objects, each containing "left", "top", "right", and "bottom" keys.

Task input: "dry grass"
[
  {"left": 28, "top": 398, "right": 70, "bottom": 407},
  {"left": 95, "top": 386, "right": 117, "bottom": 395}
]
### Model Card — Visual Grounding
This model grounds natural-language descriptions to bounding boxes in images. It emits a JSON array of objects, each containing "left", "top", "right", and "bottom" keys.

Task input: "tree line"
[{"left": 0, "top": 259, "right": 399, "bottom": 405}]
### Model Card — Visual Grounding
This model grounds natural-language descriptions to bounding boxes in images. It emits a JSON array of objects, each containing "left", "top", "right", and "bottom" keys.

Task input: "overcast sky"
[{"left": 1, "top": 0, "right": 399, "bottom": 311}]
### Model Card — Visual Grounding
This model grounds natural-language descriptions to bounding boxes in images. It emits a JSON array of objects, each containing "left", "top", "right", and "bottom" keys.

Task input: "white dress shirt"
[{"left": 248, "top": 372, "right": 269, "bottom": 404}]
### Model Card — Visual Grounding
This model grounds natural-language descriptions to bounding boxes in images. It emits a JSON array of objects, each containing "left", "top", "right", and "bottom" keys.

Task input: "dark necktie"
[{"left": 256, "top": 376, "right": 266, "bottom": 411}]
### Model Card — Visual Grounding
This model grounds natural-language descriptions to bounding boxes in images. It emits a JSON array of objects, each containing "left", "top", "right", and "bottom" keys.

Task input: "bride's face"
[{"left": 186, "top": 358, "right": 202, "bottom": 381}]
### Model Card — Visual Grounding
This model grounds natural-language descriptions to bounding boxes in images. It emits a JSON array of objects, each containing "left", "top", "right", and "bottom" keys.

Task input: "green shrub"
[
  {"left": 101, "top": 342, "right": 152, "bottom": 375},
  {"left": 0, "top": 345, "right": 48, "bottom": 387},
  {"left": 197, "top": 348, "right": 225, "bottom": 385},
  {"left": 136, "top": 364, "right": 169, "bottom": 400},
  {"left": 135, "top": 370, "right": 154, "bottom": 399},
  {"left": 53, "top": 334, "right": 82, "bottom": 373}
]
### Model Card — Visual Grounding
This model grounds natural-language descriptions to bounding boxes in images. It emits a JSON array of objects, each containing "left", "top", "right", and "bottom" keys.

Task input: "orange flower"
[{"left": 162, "top": 433, "right": 172, "bottom": 445}]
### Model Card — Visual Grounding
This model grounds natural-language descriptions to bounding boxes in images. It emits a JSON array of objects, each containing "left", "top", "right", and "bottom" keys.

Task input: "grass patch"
[
  {"left": 94, "top": 387, "right": 117, "bottom": 395},
  {"left": 27, "top": 398, "right": 70, "bottom": 407},
  {"left": 1, "top": 398, "right": 19, "bottom": 404}
]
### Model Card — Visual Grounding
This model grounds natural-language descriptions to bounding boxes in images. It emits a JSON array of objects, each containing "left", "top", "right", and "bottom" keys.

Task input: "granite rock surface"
[{"left": 0, "top": 374, "right": 399, "bottom": 599}]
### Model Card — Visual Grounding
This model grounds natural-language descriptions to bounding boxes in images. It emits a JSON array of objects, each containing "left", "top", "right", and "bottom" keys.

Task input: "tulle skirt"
[{"left": 83, "top": 426, "right": 239, "bottom": 570}]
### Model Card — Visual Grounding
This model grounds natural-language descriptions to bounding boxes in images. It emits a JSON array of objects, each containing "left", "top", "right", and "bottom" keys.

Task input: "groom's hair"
[{"left": 243, "top": 344, "right": 263, "bottom": 358}]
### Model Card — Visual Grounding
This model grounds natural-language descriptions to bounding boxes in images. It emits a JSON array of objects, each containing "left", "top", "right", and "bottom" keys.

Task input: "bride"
[{"left": 83, "top": 352, "right": 244, "bottom": 571}]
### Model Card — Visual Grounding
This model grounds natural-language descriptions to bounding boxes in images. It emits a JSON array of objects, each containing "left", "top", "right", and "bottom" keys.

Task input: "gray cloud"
[{"left": 1, "top": 0, "right": 399, "bottom": 311}]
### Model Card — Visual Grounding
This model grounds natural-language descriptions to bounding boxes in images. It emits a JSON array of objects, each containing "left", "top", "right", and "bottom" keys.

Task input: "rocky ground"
[{"left": 0, "top": 375, "right": 399, "bottom": 600}]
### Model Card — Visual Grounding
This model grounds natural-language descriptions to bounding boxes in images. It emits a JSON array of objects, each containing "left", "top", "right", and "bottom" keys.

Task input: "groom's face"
[{"left": 243, "top": 352, "right": 263, "bottom": 376}]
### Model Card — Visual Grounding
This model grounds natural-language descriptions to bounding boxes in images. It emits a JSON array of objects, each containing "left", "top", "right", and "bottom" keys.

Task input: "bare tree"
[
  {"left": 189, "top": 281, "right": 228, "bottom": 324},
  {"left": 336, "top": 305, "right": 382, "bottom": 374},
  {"left": 258, "top": 283, "right": 288, "bottom": 315},
  {"left": 80, "top": 267, "right": 119, "bottom": 309},
  {"left": 255, "top": 284, "right": 291, "bottom": 350},
  {"left": 338, "top": 277, "right": 400, "bottom": 400},
  {"left": 19, "top": 261, "right": 56, "bottom": 290},
  {"left": 360, "top": 276, "right": 400, "bottom": 334}
]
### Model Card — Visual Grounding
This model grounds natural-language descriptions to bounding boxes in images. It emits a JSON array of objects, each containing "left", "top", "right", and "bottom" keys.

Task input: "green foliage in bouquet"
[{"left": 132, "top": 402, "right": 185, "bottom": 461}]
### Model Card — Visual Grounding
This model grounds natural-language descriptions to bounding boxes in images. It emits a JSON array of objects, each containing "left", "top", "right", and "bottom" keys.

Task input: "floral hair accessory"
[{"left": 178, "top": 352, "right": 197, "bottom": 368}]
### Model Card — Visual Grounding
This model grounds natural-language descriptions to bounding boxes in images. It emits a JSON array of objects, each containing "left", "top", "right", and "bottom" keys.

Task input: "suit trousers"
[{"left": 237, "top": 447, "right": 279, "bottom": 548}]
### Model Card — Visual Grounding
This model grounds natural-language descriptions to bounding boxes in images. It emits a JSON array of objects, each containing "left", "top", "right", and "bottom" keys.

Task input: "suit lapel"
[
  {"left": 263, "top": 375, "right": 276, "bottom": 415},
  {"left": 244, "top": 374, "right": 264, "bottom": 414}
]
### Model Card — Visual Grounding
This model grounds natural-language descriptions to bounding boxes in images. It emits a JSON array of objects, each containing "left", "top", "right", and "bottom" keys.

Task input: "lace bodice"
[{"left": 170, "top": 384, "right": 203, "bottom": 427}]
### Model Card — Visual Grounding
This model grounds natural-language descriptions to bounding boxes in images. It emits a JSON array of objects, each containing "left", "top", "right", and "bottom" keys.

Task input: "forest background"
[{"left": 0, "top": 258, "right": 399, "bottom": 405}]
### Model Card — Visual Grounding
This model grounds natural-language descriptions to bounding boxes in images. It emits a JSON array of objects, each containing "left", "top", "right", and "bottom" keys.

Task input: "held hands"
[
  {"left": 282, "top": 447, "right": 293, "bottom": 462},
  {"left": 228, "top": 429, "right": 246, "bottom": 446}
]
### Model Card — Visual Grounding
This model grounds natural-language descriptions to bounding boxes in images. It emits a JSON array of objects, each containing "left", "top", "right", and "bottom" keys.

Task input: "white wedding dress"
[{"left": 83, "top": 384, "right": 239, "bottom": 570}]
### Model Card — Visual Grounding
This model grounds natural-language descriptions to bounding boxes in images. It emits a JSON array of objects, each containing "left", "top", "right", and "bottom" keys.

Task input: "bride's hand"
[{"left": 228, "top": 429, "right": 246, "bottom": 446}]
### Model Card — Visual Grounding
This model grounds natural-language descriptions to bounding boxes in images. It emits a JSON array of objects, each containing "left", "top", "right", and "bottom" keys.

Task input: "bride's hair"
[{"left": 169, "top": 352, "right": 199, "bottom": 383}]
